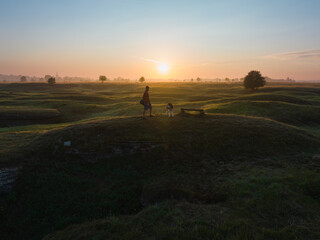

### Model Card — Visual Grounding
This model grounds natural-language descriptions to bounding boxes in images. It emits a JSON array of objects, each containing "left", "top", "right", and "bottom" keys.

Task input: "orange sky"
[{"left": 1, "top": 1, "right": 320, "bottom": 80}]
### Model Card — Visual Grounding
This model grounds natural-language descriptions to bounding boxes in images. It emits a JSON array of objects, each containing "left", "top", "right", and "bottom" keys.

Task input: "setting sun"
[{"left": 157, "top": 63, "right": 169, "bottom": 75}]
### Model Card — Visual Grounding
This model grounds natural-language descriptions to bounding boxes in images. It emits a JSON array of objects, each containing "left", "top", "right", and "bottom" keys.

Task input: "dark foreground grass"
[
  {"left": 43, "top": 198, "right": 320, "bottom": 240},
  {"left": 1, "top": 114, "right": 320, "bottom": 240},
  {"left": 43, "top": 168, "right": 320, "bottom": 240}
]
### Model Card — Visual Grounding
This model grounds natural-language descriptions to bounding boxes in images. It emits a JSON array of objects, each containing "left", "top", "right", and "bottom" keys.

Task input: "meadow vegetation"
[{"left": 0, "top": 82, "right": 320, "bottom": 240}]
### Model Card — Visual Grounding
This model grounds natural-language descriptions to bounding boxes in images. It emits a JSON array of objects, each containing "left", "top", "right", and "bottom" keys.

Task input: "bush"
[
  {"left": 99, "top": 75, "right": 107, "bottom": 83},
  {"left": 139, "top": 76, "right": 145, "bottom": 83},
  {"left": 244, "top": 71, "right": 266, "bottom": 90},
  {"left": 20, "top": 76, "right": 27, "bottom": 82},
  {"left": 48, "top": 77, "right": 56, "bottom": 85}
]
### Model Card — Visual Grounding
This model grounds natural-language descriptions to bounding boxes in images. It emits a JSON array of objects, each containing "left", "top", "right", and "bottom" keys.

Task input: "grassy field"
[{"left": 1, "top": 82, "right": 320, "bottom": 240}]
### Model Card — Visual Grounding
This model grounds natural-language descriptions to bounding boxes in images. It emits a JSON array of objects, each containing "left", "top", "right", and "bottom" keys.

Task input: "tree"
[
  {"left": 99, "top": 75, "right": 107, "bottom": 83},
  {"left": 139, "top": 76, "right": 145, "bottom": 83},
  {"left": 20, "top": 76, "right": 27, "bottom": 82},
  {"left": 196, "top": 77, "right": 201, "bottom": 82},
  {"left": 48, "top": 77, "right": 56, "bottom": 85},
  {"left": 243, "top": 70, "right": 266, "bottom": 90},
  {"left": 45, "top": 75, "right": 52, "bottom": 81}
]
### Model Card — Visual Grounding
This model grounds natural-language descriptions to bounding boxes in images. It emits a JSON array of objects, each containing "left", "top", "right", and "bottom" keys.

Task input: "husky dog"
[{"left": 166, "top": 103, "right": 174, "bottom": 117}]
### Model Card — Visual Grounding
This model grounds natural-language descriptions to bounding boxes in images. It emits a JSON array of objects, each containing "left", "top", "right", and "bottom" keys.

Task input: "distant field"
[{"left": 1, "top": 82, "right": 320, "bottom": 240}]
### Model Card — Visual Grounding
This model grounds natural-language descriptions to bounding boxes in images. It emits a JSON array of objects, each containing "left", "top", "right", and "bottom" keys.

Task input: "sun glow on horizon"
[{"left": 157, "top": 63, "right": 170, "bottom": 75}]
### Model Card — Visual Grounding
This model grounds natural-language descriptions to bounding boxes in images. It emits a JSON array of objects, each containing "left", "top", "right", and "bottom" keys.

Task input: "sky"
[{"left": 0, "top": 0, "right": 320, "bottom": 80}]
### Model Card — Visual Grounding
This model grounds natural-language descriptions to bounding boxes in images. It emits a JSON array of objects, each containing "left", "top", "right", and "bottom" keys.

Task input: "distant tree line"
[
  {"left": 0, "top": 72, "right": 290, "bottom": 87},
  {"left": 98, "top": 75, "right": 130, "bottom": 83}
]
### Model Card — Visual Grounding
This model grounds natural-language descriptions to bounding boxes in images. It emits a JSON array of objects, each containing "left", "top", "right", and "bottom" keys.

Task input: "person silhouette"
[{"left": 142, "top": 86, "right": 153, "bottom": 119}]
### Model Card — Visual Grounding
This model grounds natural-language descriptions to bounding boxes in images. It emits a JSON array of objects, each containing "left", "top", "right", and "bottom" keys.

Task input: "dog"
[{"left": 166, "top": 103, "right": 174, "bottom": 117}]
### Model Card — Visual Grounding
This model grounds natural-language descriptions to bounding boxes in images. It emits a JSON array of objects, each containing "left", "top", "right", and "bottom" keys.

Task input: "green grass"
[
  {"left": 1, "top": 82, "right": 320, "bottom": 240},
  {"left": 0, "top": 106, "right": 61, "bottom": 120},
  {"left": 205, "top": 100, "right": 320, "bottom": 125}
]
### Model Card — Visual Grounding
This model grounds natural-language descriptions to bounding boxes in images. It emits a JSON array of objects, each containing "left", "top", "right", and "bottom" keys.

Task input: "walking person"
[{"left": 142, "top": 86, "right": 153, "bottom": 119}]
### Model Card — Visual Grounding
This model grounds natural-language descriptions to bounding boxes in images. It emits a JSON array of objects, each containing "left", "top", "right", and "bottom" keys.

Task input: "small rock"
[
  {"left": 0, "top": 168, "right": 19, "bottom": 194},
  {"left": 312, "top": 154, "right": 320, "bottom": 160}
]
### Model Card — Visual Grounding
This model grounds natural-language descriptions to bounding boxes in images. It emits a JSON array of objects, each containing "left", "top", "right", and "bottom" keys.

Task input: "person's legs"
[
  {"left": 143, "top": 105, "right": 147, "bottom": 119},
  {"left": 149, "top": 103, "right": 153, "bottom": 117}
]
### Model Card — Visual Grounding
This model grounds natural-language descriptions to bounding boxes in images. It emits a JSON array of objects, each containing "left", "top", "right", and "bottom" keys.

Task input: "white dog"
[{"left": 166, "top": 103, "right": 174, "bottom": 117}]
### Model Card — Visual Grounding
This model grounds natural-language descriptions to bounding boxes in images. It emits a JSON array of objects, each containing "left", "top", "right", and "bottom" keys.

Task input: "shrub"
[
  {"left": 99, "top": 75, "right": 107, "bottom": 83},
  {"left": 139, "top": 76, "right": 145, "bottom": 83},
  {"left": 45, "top": 75, "right": 52, "bottom": 82},
  {"left": 48, "top": 77, "right": 56, "bottom": 85},
  {"left": 20, "top": 76, "right": 27, "bottom": 82}
]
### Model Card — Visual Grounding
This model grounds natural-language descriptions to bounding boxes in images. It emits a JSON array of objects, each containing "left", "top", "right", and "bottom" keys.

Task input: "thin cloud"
[
  {"left": 184, "top": 59, "right": 253, "bottom": 67},
  {"left": 141, "top": 58, "right": 162, "bottom": 64},
  {"left": 133, "top": 56, "right": 251, "bottom": 67},
  {"left": 265, "top": 49, "right": 320, "bottom": 60},
  {"left": 132, "top": 56, "right": 162, "bottom": 64}
]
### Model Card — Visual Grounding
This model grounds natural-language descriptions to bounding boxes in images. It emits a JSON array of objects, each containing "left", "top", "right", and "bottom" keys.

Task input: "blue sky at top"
[{"left": 0, "top": 0, "right": 319, "bottom": 79}]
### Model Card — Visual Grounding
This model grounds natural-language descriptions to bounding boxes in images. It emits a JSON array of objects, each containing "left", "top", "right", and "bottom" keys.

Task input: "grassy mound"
[
  {"left": 0, "top": 107, "right": 61, "bottom": 120},
  {"left": 1, "top": 114, "right": 320, "bottom": 240},
  {"left": 44, "top": 167, "right": 320, "bottom": 240},
  {"left": 205, "top": 101, "right": 320, "bottom": 126},
  {"left": 0, "top": 107, "right": 62, "bottom": 127},
  {"left": 44, "top": 195, "right": 320, "bottom": 240},
  {"left": 29, "top": 113, "right": 319, "bottom": 158},
  {"left": 236, "top": 93, "right": 312, "bottom": 105}
]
